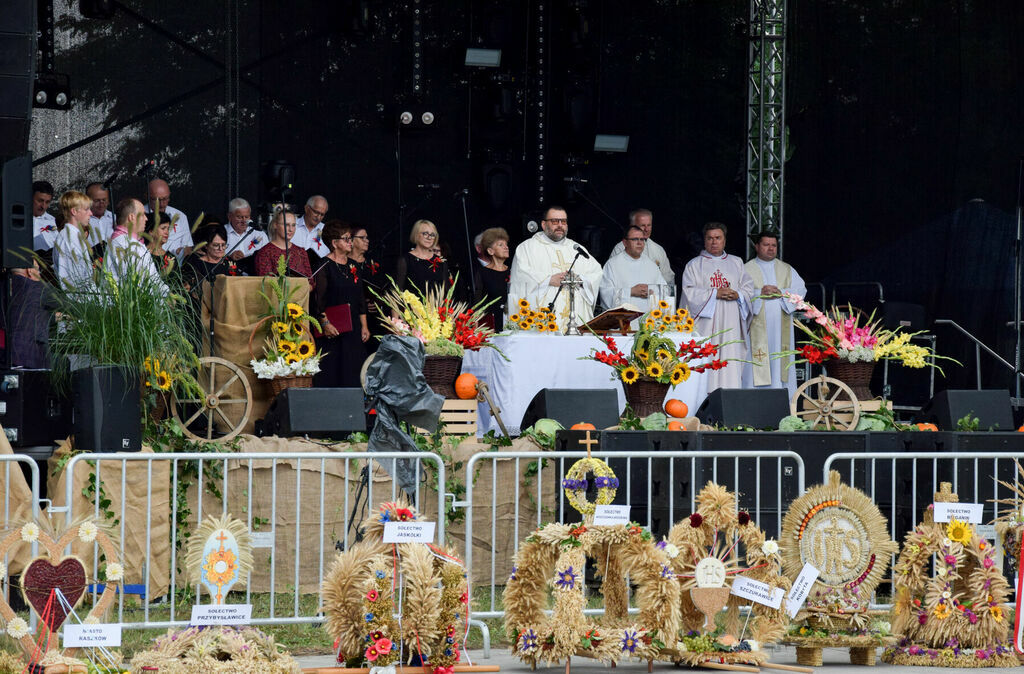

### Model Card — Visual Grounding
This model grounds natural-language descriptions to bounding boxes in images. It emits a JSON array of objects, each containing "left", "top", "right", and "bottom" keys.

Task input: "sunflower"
[
  {"left": 296, "top": 341, "right": 315, "bottom": 358},
  {"left": 272, "top": 321, "right": 289, "bottom": 335},
  {"left": 518, "top": 298, "right": 530, "bottom": 310},
  {"left": 286, "top": 302, "right": 304, "bottom": 319},
  {"left": 990, "top": 605, "right": 1004, "bottom": 622},
  {"left": 650, "top": 309, "right": 663, "bottom": 319},
  {"left": 946, "top": 518, "right": 971, "bottom": 545},
  {"left": 156, "top": 371, "right": 172, "bottom": 391},
  {"left": 547, "top": 321, "right": 558, "bottom": 331},
  {"left": 684, "top": 317, "right": 695, "bottom": 331},
  {"left": 933, "top": 602, "right": 951, "bottom": 620},
  {"left": 143, "top": 356, "right": 154, "bottom": 373},
  {"left": 635, "top": 348, "right": 650, "bottom": 362},
  {"left": 677, "top": 362, "right": 691, "bottom": 381},
  {"left": 656, "top": 349, "right": 672, "bottom": 362},
  {"left": 646, "top": 363, "right": 663, "bottom": 378},
  {"left": 670, "top": 367, "right": 685, "bottom": 385},
  {"left": 677, "top": 308, "right": 689, "bottom": 318},
  {"left": 285, "top": 353, "right": 300, "bottom": 365},
  {"left": 620, "top": 366, "right": 640, "bottom": 384},
  {"left": 539, "top": 306, "right": 552, "bottom": 314},
  {"left": 658, "top": 300, "right": 669, "bottom": 310},
  {"left": 509, "top": 313, "right": 521, "bottom": 323},
  {"left": 278, "top": 340, "right": 296, "bottom": 354},
  {"left": 536, "top": 323, "right": 547, "bottom": 332},
  {"left": 643, "top": 319, "right": 656, "bottom": 329}
]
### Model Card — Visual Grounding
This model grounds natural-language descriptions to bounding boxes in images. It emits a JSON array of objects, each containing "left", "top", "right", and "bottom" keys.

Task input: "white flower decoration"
[
  {"left": 937, "top": 567, "right": 947, "bottom": 577},
  {"left": 6, "top": 616, "right": 29, "bottom": 639},
  {"left": 105, "top": 563, "right": 124, "bottom": 582},
  {"left": 83, "top": 615, "right": 100, "bottom": 625},
  {"left": 746, "top": 639, "right": 760, "bottom": 652},
  {"left": 761, "top": 539, "right": 779, "bottom": 556},
  {"left": 942, "top": 590, "right": 951, "bottom": 599},
  {"left": 663, "top": 543, "right": 680, "bottom": 559},
  {"left": 20, "top": 523, "right": 39, "bottom": 543},
  {"left": 942, "top": 538, "right": 952, "bottom": 548},
  {"left": 78, "top": 521, "right": 98, "bottom": 543}
]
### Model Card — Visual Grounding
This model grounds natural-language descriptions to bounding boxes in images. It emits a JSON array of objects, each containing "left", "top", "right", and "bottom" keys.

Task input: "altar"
[{"left": 462, "top": 332, "right": 709, "bottom": 436}]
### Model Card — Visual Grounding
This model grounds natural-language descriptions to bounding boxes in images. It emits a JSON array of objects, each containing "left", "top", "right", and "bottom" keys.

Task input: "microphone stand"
[{"left": 455, "top": 189, "right": 476, "bottom": 297}]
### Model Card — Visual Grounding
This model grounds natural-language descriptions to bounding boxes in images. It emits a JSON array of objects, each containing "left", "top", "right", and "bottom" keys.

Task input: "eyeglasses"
[
  {"left": 339, "top": 236, "right": 353, "bottom": 242},
  {"left": 625, "top": 237, "right": 648, "bottom": 242},
  {"left": 353, "top": 235, "right": 369, "bottom": 240},
  {"left": 420, "top": 231, "right": 438, "bottom": 239},
  {"left": 307, "top": 207, "right": 326, "bottom": 218},
  {"left": 544, "top": 218, "right": 568, "bottom": 224},
  {"left": 208, "top": 243, "right": 227, "bottom": 250}
]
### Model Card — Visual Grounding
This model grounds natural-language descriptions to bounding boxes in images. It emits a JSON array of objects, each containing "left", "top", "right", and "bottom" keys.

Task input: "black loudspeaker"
[
  {"left": 519, "top": 388, "right": 620, "bottom": 431},
  {"left": 0, "top": 0, "right": 35, "bottom": 160},
  {"left": 0, "top": 369, "right": 72, "bottom": 447},
  {"left": 72, "top": 366, "right": 141, "bottom": 452},
  {"left": 2, "top": 154, "right": 33, "bottom": 267},
  {"left": 695, "top": 388, "right": 791, "bottom": 429},
  {"left": 262, "top": 387, "right": 366, "bottom": 437},
  {"left": 915, "top": 389, "right": 1014, "bottom": 431}
]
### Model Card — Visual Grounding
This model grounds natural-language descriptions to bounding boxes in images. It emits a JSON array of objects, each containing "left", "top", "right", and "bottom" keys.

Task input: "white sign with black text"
[
  {"left": 933, "top": 502, "right": 984, "bottom": 524},
  {"left": 593, "top": 505, "right": 632, "bottom": 526},
  {"left": 382, "top": 521, "right": 436, "bottom": 543},
  {"left": 64, "top": 623, "right": 122, "bottom": 648},
  {"left": 731, "top": 575, "right": 785, "bottom": 609},
  {"left": 785, "top": 563, "right": 821, "bottom": 618},
  {"left": 190, "top": 604, "right": 253, "bottom": 626}
]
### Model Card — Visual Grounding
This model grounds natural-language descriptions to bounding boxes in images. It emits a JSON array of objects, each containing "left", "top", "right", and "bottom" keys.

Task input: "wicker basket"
[
  {"left": 824, "top": 359, "right": 875, "bottom": 401},
  {"left": 621, "top": 379, "right": 670, "bottom": 418},
  {"left": 796, "top": 647, "right": 823, "bottom": 667},
  {"left": 270, "top": 374, "right": 313, "bottom": 396},
  {"left": 849, "top": 647, "right": 876, "bottom": 666},
  {"left": 422, "top": 355, "right": 463, "bottom": 398}
]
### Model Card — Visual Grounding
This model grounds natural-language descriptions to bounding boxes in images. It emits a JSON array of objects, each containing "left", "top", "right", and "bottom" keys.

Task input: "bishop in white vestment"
[
  {"left": 743, "top": 232, "right": 806, "bottom": 398},
  {"left": 508, "top": 207, "right": 602, "bottom": 331},
  {"left": 681, "top": 225, "right": 755, "bottom": 393}
]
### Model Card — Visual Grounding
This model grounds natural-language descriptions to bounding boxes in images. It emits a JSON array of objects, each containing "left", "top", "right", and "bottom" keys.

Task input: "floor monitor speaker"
[
  {"left": 695, "top": 388, "right": 791, "bottom": 429},
  {"left": 915, "top": 389, "right": 1013, "bottom": 431},
  {"left": 519, "top": 388, "right": 619, "bottom": 431},
  {"left": 72, "top": 366, "right": 141, "bottom": 452},
  {"left": 262, "top": 387, "right": 366, "bottom": 437}
]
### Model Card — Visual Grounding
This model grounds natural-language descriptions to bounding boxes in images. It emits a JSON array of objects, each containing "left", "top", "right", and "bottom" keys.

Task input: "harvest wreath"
[{"left": 503, "top": 456, "right": 680, "bottom": 668}]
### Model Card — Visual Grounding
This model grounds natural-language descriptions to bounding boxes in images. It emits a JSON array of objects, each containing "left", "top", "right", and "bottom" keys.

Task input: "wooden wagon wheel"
[
  {"left": 359, "top": 352, "right": 376, "bottom": 391},
  {"left": 790, "top": 374, "right": 860, "bottom": 431},
  {"left": 172, "top": 356, "right": 253, "bottom": 441}
]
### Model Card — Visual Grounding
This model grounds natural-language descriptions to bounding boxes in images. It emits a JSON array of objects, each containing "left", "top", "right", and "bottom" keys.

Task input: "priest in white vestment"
[
  {"left": 606, "top": 208, "right": 674, "bottom": 285},
  {"left": 743, "top": 231, "right": 807, "bottom": 398},
  {"left": 509, "top": 206, "right": 602, "bottom": 331},
  {"left": 599, "top": 225, "right": 663, "bottom": 315},
  {"left": 681, "top": 223, "right": 755, "bottom": 393}
]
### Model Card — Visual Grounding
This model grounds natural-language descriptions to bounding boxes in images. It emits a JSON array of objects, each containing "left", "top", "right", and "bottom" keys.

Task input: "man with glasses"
[
  {"left": 607, "top": 208, "right": 673, "bottom": 285},
  {"left": 85, "top": 182, "right": 114, "bottom": 247},
  {"left": 292, "top": 195, "right": 330, "bottom": 258},
  {"left": 224, "top": 197, "right": 265, "bottom": 262},
  {"left": 147, "top": 178, "right": 193, "bottom": 261},
  {"left": 599, "top": 225, "right": 663, "bottom": 314},
  {"left": 509, "top": 205, "right": 602, "bottom": 331}
]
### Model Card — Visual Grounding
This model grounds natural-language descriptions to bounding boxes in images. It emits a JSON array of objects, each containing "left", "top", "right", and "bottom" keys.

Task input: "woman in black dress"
[
  {"left": 473, "top": 227, "right": 511, "bottom": 331},
  {"left": 145, "top": 211, "right": 179, "bottom": 282},
  {"left": 349, "top": 225, "right": 386, "bottom": 352},
  {"left": 312, "top": 221, "right": 370, "bottom": 388},
  {"left": 394, "top": 218, "right": 448, "bottom": 295},
  {"left": 182, "top": 226, "right": 244, "bottom": 294}
]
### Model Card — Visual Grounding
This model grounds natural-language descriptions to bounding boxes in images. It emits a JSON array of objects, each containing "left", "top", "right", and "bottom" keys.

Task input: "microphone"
[
  {"left": 453, "top": 188, "right": 469, "bottom": 199},
  {"left": 102, "top": 171, "right": 119, "bottom": 188},
  {"left": 136, "top": 160, "right": 155, "bottom": 176},
  {"left": 573, "top": 244, "right": 590, "bottom": 260}
]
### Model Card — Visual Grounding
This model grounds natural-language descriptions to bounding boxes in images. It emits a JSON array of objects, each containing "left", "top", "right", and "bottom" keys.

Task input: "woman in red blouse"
[{"left": 254, "top": 208, "right": 312, "bottom": 282}]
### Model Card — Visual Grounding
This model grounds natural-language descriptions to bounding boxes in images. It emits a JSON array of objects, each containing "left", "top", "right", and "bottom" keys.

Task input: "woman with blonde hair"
[{"left": 395, "top": 218, "right": 448, "bottom": 294}]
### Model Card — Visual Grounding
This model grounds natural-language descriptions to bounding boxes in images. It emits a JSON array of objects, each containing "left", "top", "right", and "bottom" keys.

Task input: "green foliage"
[
  {"left": 520, "top": 418, "right": 563, "bottom": 449},
  {"left": 956, "top": 411, "right": 980, "bottom": 432},
  {"left": 779, "top": 414, "right": 811, "bottom": 432},
  {"left": 618, "top": 405, "right": 643, "bottom": 430},
  {"left": 640, "top": 412, "right": 667, "bottom": 430}
]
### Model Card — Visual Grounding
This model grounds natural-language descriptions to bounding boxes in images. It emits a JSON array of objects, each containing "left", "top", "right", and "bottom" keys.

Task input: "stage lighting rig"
[{"left": 33, "top": 74, "right": 71, "bottom": 110}]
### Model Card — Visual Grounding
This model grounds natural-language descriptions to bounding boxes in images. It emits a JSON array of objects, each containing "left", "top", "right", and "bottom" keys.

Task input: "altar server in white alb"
[
  {"left": 509, "top": 205, "right": 603, "bottom": 331},
  {"left": 599, "top": 224, "right": 663, "bottom": 314},
  {"left": 681, "top": 222, "right": 755, "bottom": 393},
  {"left": 743, "top": 231, "right": 806, "bottom": 398},
  {"left": 606, "top": 208, "right": 674, "bottom": 285}
]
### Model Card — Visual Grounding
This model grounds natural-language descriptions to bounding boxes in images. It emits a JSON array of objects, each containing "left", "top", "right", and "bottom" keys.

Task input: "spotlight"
[
  {"left": 32, "top": 74, "right": 71, "bottom": 110},
  {"left": 421, "top": 111, "right": 434, "bottom": 125},
  {"left": 464, "top": 48, "right": 501, "bottom": 68},
  {"left": 55, "top": 92, "right": 68, "bottom": 107},
  {"left": 35, "top": 90, "right": 47, "bottom": 105},
  {"left": 593, "top": 134, "right": 629, "bottom": 153},
  {"left": 399, "top": 111, "right": 413, "bottom": 125}
]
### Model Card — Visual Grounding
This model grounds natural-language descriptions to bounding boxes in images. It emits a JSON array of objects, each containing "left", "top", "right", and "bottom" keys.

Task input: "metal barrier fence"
[
  {"left": 458, "top": 450, "right": 806, "bottom": 620},
  {"left": 824, "top": 452, "right": 1022, "bottom": 609},
  {"left": 0, "top": 454, "right": 40, "bottom": 625},
  {"left": 59, "top": 451, "right": 444, "bottom": 629}
]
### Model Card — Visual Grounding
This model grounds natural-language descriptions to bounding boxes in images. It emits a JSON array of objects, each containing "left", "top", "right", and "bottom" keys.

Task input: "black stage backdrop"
[{"left": 37, "top": 1, "right": 1024, "bottom": 391}]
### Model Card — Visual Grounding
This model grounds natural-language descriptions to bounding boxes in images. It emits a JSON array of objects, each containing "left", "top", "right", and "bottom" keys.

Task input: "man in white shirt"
[
  {"left": 108, "top": 197, "right": 168, "bottom": 295},
  {"left": 85, "top": 182, "right": 114, "bottom": 247},
  {"left": 743, "top": 231, "right": 807, "bottom": 398},
  {"left": 607, "top": 208, "right": 674, "bottom": 285},
  {"left": 32, "top": 181, "right": 57, "bottom": 252},
  {"left": 292, "top": 195, "right": 330, "bottom": 257},
  {"left": 53, "top": 190, "right": 97, "bottom": 291},
  {"left": 599, "top": 225, "right": 664, "bottom": 312},
  {"left": 224, "top": 197, "right": 266, "bottom": 260},
  {"left": 147, "top": 178, "right": 193, "bottom": 260}
]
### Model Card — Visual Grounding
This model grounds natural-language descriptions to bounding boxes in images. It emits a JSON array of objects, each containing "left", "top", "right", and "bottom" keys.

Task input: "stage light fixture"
[
  {"left": 55, "top": 92, "right": 68, "bottom": 107},
  {"left": 594, "top": 134, "right": 629, "bottom": 153},
  {"left": 421, "top": 111, "right": 435, "bottom": 125},
  {"left": 35, "top": 91, "right": 47, "bottom": 105},
  {"left": 465, "top": 48, "right": 501, "bottom": 68},
  {"left": 32, "top": 74, "right": 71, "bottom": 110},
  {"left": 399, "top": 111, "right": 413, "bottom": 125}
]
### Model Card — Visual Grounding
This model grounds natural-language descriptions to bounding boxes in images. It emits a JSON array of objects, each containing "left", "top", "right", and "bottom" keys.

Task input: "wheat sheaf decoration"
[{"left": 184, "top": 514, "right": 255, "bottom": 605}]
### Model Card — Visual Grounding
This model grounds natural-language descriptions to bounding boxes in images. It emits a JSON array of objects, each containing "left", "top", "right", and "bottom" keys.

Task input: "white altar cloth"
[{"left": 462, "top": 332, "right": 709, "bottom": 436}]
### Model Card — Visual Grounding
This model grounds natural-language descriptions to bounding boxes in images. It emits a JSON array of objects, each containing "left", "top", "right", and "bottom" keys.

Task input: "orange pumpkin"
[
  {"left": 915, "top": 422, "right": 938, "bottom": 431},
  {"left": 667, "top": 420, "right": 685, "bottom": 431},
  {"left": 665, "top": 399, "right": 689, "bottom": 418},
  {"left": 454, "top": 373, "right": 479, "bottom": 399},
  {"left": 571, "top": 422, "right": 596, "bottom": 430},
  {"left": 1018, "top": 424, "right": 1024, "bottom": 432}
]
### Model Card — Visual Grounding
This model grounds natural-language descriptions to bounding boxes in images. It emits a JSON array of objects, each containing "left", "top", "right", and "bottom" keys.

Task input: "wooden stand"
[
  {"left": 583, "top": 308, "right": 643, "bottom": 335},
  {"left": 415, "top": 399, "right": 478, "bottom": 436}
]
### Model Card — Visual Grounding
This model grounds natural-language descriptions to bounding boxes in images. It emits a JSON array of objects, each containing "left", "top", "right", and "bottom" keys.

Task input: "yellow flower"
[
  {"left": 656, "top": 349, "right": 672, "bottom": 362},
  {"left": 518, "top": 298, "right": 530, "bottom": 310},
  {"left": 643, "top": 319, "right": 656, "bottom": 329},
  {"left": 635, "top": 348, "right": 650, "bottom": 362},
  {"left": 620, "top": 367, "right": 639, "bottom": 384},
  {"left": 647, "top": 363, "right": 663, "bottom": 378},
  {"left": 539, "top": 306, "right": 552, "bottom": 314},
  {"left": 286, "top": 302, "right": 304, "bottom": 319},
  {"left": 296, "top": 341, "right": 315, "bottom": 358},
  {"left": 933, "top": 602, "right": 950, "bottom": 620},
  {"left": 143, "top": 356, "right": 154, "bottom": 373},
  {"left": 990, "top": 605, "right": 1004, "bottom": 622},
  {"left": 278, "top": 340, "right": 296, "bottom": 354},
  {"left": 547, "top": 321, "right": 558, "bottom": 331},
  {"left": 509, "top": 313, "right": 521, "bottom": 323},
  {"left": 272, "top": 321, "right": 289, "bottom": 335},
  {"left": 684, "top": 318, "right": 695, "bottom": 331},
  {"left": 537, "top": 323, "right": 547, "bottom": 332},
  {"left": 670, "top": 367, "right": 685, "bottom": 385},
  {"left": 650, "top": 309, "right": 663, "bottom": 319},
  {"left": 285, "top": 353, "right": 300, "bottom": 364},
  {"left": 678, "top": 362, "right": 691, "bottom": 381},
  {"left": 156, "top": 371, "right": 172, "bottom": 391},
  {"left": 946, "top": 518, "right": 971, "bottom": 545},
  {"left": 658, "top": 300, "right": 669, "bottom": 310}
]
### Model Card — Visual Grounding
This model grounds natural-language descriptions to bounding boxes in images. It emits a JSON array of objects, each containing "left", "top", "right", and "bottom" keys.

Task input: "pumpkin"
[
  {"left": 665, "top": 399, "right": 689, "bottom": 418},
  {"left": 571, "top": 422, "right": 596, "bottom": 430},
  {"left": 915, "top": 422, "right": 938, "bottom": 431},
  {"left": 1018, "top": 424, "right": 1024, "bottom": 432},
  {"left": 667, "top": 420, "right": 685, "bottom": 431},
  {"left": 454, "top": 373, "right": 479, "bottom": 400}
]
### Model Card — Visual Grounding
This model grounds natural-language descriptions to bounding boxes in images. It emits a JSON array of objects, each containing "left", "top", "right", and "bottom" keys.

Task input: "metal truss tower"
[{"left": 746, "top": 0, "right": 787, "bottom": 258}]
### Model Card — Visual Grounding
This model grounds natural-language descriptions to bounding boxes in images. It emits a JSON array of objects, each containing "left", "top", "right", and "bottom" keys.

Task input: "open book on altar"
[{"left": 583, "top": 303, "right": 644, "bottom": 334}]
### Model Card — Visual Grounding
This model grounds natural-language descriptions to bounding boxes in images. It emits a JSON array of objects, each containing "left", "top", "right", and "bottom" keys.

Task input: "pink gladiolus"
[{"left": 815, "top": 315, "right": 828, "bottom": 325}]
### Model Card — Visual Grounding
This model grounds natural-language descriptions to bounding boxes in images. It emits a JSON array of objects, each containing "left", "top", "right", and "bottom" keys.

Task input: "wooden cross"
[{"left": 578, "top": 430, "right": 599, "bottom": 457}]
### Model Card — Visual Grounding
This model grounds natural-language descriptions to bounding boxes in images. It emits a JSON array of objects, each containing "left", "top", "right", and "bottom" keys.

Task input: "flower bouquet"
[
  {"left": 250, "top": 256, "right": 322, "bottom": 390},
  {"left": 582, "top": 312, "right": 726, "bottom": 416},
  {"left": 508, "top": 298, "right": 560, "bottom": 332}
]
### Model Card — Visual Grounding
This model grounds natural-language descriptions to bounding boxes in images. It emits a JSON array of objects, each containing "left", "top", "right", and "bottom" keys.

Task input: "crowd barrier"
[{"left": 0, "top": 454, "right": 39, "bottom": 626}]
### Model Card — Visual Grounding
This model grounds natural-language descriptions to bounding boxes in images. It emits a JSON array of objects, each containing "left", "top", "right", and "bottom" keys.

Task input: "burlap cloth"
[
  {"left": 0, "top": 428, "right": 40, "bottom": 575},
  {"left": 199, "top": 276, "right": 311, "bottom": 435}
]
